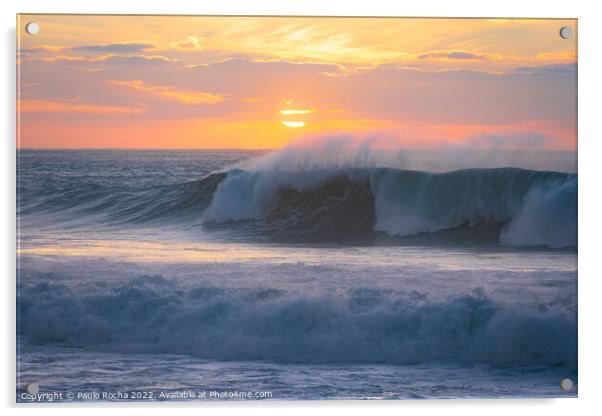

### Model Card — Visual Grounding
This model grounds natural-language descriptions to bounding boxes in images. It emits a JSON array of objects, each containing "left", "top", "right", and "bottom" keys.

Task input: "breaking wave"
[
  {"left": 18, "top": 152, "right": 577, "bottom": 248},
  {"left": 203, "top": 167, "right": 576, "bottom": 248},
  {"left": 18, "top": 277, "right": 577, "bottom": 367}
]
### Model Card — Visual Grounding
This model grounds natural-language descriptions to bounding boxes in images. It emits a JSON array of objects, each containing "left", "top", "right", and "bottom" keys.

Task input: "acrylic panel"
[{"left": 16, "top": 14, "right": 577, "bottom": 402}]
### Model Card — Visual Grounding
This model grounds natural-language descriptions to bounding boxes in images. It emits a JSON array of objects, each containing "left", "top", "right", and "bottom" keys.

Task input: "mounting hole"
[
  {"left": 26, "top": 382, "right": 39, "bottom": 395},
  {"left": 559, "top": 26, "right": 572, "bottom": 40},
  {"left": 560, "top": 378, "right": 573, "bottom": 391},
  {"left": 25, "top": 22, "right": 39, "bottom": 35}
]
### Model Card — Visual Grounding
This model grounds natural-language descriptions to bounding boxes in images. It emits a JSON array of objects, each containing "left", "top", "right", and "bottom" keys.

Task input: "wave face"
[
  {"left": 370, "top": 168, "right": 577, "bottom": 247},
  {"left": 18, "top": 276, "right": 577, "bottom": 367},
  {"left": 203, "top": 167, "right": 577, "bottom": 247},
  {"left": 18, "top": 150, "right": 577, "bottom": 248},
  {"left": 18, "top": 172, "right": 226, "bottom": 226}
]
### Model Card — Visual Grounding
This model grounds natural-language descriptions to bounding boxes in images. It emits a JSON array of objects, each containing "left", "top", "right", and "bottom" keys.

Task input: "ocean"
[{"left": 16, "top": 149, "right": 577, "bottom": 401}]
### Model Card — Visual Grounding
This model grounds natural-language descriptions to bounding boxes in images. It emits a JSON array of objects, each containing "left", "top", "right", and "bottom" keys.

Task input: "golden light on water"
[{"left": 282, "top": 121, "right": 306, "bottom": 128}]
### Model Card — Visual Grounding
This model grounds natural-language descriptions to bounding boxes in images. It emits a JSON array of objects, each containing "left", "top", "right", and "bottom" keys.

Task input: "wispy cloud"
[
  {"left": 29, "top": 54, "right": 177, "bottom": 66},
  {"left": 70, "top": 42, "right": 158, "bottom": 54},
  {"left": 513, "top": 63, "right": 577, "bottom": 75},
  {"left": 19, "top": 99, "right": 145, "bottom": 114},
  {"left": 109, "top": 79, "right": 224, "bottom": 104},
  {"left": 418, "top": 51, "right": 490, "bottom": 60},
  {"left": 169, "top": 36, "right": 203, "bottom": 51}
]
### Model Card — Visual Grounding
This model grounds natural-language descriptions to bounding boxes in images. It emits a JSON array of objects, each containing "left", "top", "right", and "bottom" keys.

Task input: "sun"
[
  {"left": 281, "top": 121, "right": 306, "bottom": 128},
  {"left": 280, "top": 100, "right": 311, "bottom": 128}
]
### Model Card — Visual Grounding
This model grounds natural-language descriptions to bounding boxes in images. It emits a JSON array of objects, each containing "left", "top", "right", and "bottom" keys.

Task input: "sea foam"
[{"left": 18, "top": 276, "right": 577, "bottom": 367}]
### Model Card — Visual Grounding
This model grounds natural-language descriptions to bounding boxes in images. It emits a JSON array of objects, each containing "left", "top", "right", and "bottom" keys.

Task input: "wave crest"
[
  {"left": 203, "top": 167, "right": 576, "bottom": 247},
  {"left": 18, "top": 278, "right": 576, "bottom": 367},
  {"left": 18, "top": 147, "right": 577, "bottom": 248}
]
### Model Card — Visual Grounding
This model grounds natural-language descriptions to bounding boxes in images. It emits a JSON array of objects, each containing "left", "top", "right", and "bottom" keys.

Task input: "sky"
[{"left": 17, "top": 15, "right": 577, "bottom": 150}]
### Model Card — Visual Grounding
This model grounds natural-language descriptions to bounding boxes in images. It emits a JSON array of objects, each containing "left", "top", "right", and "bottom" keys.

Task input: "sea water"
[{"left": 16, "top": 149, "right": 577, "bottom": 401}]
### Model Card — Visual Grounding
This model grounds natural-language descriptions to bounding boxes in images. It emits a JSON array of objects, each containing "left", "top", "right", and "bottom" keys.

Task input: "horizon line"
[
  {"left": 17, "top": 147, "right": 276, "bottom": 151},
  {"left": 16, "top": 147, "right": 577, "bottom": 152}
]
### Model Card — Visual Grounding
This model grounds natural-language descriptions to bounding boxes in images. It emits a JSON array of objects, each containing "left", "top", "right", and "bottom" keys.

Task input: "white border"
[{"left": 3, "top": 1, "right": 601, "bottom": 415}]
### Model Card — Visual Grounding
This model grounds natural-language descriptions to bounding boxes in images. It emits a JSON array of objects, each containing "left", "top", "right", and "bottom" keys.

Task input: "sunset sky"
[{"left": 17, "top": 15, "right": 577, "bottom": 150}]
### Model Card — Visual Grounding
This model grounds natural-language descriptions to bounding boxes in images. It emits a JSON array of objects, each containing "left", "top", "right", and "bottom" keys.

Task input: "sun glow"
[
  {"left": 280, "top": 109, "right": 311, "bottom": 115},
  {"left": 17, "top": 15, "right": 576, "bottom": 149},
  {"left": 282, "top": 121, "right": 306, "bottom": 128}
]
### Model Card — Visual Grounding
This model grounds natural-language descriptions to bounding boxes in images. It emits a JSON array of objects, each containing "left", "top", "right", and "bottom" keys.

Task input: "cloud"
[
  {"left": 535, "top": 51, "right": 577, "bottom": 62},
  {"left": 109, "top": 80, "right": 224, "bottom": 104},
  {"left": 28, "top": 54, "right": 177, "bottom": 67},
  {"left": 19, "top": 45, "right": 65, "bottom": 55},
  {"left": 70, "top": 43, "right": 157, "bottom": 54},
  {"left": 17, "top": 51, "right": 576, "bottom": 141},
  {"left": 513, "top": 63, "right": 576, "bottom": 75},
  {"left": 19, "top": 99, "right": 145, "bottom": 114},
  {"left": 97, "top": 55, "right": 178, "bottom": 66},
  {"left": 169, "top": 36, "right": 203, "bottom": 51},
  {"left": 17, "top": 16, "right": 576, "bottom": 74},
  {"left": 418, "top": 51, "right": 488, "bottom": 60}
]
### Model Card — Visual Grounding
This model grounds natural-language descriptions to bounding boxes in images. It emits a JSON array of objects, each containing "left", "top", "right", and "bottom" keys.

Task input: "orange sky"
[{"left": 17, "top": 15, "right": 577, "bottom": 150}]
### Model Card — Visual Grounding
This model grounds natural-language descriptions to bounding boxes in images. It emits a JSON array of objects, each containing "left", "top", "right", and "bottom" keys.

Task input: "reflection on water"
[{"left": 18, "top": 236, "right": 577, "bottom": 271}]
